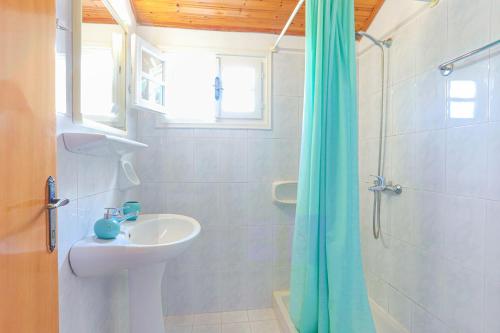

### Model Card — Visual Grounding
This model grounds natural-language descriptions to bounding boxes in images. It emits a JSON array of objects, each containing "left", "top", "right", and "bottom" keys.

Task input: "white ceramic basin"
[
  {"left": 70, "top": 214, "right": 200, "bottom": 276},
  {"left": 69, "top": 214, "right": 201, "bottom": 333}
]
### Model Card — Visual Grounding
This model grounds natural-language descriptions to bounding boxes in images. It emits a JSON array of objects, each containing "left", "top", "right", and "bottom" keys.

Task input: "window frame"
[
  {"left": 215, "top": 54, "right": 265, "bottom": 121},
  {"left": 132, "top": 34, "right": 168, "bottom": 114},
  {"left": 152, "top": 48, "right": 273, "bottom": 130}
]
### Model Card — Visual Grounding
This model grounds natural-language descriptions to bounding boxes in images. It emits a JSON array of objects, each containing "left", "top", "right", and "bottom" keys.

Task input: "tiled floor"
[{"left": 164, "top": 308, "right": 282, "bottom": 333}]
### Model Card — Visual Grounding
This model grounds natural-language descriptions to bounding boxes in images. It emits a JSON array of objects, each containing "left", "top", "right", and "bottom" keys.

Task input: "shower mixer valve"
[{"left": 368, "top": 175, "right": 403, "bottom": 194}]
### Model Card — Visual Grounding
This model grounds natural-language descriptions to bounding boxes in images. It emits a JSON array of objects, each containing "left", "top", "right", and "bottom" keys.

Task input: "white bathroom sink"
[
  {"left": 69, "top": 214, "right": 201, "bottom": 333},
  {"left": 70, "top": 214, "right": 201, "bottom": 277}
]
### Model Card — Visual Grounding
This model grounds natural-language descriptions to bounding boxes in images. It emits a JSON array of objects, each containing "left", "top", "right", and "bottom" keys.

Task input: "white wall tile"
[
  {"left": 446, "top": 124, "right": 488, "bottom": 197},
  {"left": 389, "top": 188, "right": 414, "bottom": 243},
  {"left": 272, "top": 51, "right": 305, "bottom": 97},
  {"left": 57, "top": 138, "right": 79, "bottom": 200},
  {"left": 443, "top": 262, "right": 484, "bottom": 333},
  {"left": 443, "top": 195, "right": 485, "bottom": 273},
  {"left": 414, "top": 130, "right": 446, "bottom": 192},
  {"left": 447, "top": 0, "right": 491, "bottom": 58},
  {"left": 485, "top": 200, "right": 500, "bottom": 279},
  {"left": 366, "top": 272, "right": 389, "bottom": 310},
  {"left": 411, "top": 250, "right": 447, "bottom": 321},
  {"left": 247, "top": 138, "right": 299, "bottom": 182},
  {"left": 412, "top": 191, "right": 447, "bottom": 254},
  {"left": 219, "top": 272, "right": 248, "bottom": 312},
  {"left": 358, "top": 47, "right": 383, "bottom": 97},
  {"left": 164, "top": 137, "right": 195, "bottom": 182},
  {"left": 220, "top": 226, "right": 248, "bottom": 272},
  {"left": 139, "top": 182, "right": 167, "bottom": 213},
  {"left": 415, "top": 70, "right": 447, "bottom": 131},
  {"left": 272, "top": 225, "right": 293, "bottom": 266},
  {"left": 359, "top": 92, "right": 383, "bottom": 140},
  {"left": 390, "top": 134, "right": 416, "bottom": 189},
  {"left": 490, "top": 50, "right": 500, "bottom": 122},
  {"left": 248, "top": 96, "right": 299, "bottom": 139},
  {"left": 391, "top": 78, "right": 416, "bottom": 135},
  {"left": 387, "top": 286, "right": 412, "bottom": 330},
  {"left": 411, "top": 305, "right": 452, "bottom": 333},
  {"left": 485, "top": 275, "right": 500, "bottom": 333},
  {"left": 218, "top": 139, "right": 247, "bottom": 182},
  {"left": 245, "top": 268, "right": 273, "bottom": 309},
  {"left": 391, "top": 22, "right": 417, "bottom": 84},
  {"left": 219, "top": 183, "right": 249, "bottom": 225},
  {"left": 486, "top": 121, "right": 500, "bottom": 200},
  {"left": 194, "top": 139, "right": 219, "bottom": 181},
  {"left": 492, "top": 0, "right": 500, "bottom": 41},
  {"left": 415, "top": 0, "right": 448, "bottom": 74}
]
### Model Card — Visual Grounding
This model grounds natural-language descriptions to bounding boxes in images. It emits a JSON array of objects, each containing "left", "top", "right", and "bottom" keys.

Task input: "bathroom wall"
[
  {"left": 132, "top": 27, "right": 305, "bottom": 315},
  {"left": 358, "top": 0, "right": 500, "bottom": 332},
  {"left": 55, "top": 0, "right": 137, "bottom": 332}
]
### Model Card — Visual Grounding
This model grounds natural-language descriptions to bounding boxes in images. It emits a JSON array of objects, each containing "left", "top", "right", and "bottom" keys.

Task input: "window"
[
  {"left": 133, "top": 35, "right": 167, "bottom": 113},
  {"left": 216, "top": 55, "right": 264, "bottom": 120},
  {"left": 132, "top": 35, "right": 271, "bottom": 129}
]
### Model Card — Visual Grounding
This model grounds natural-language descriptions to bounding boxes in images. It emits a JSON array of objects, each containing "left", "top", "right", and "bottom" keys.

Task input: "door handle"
[
  {"left": 47, "top": 176, "right": 69, "bottom": 252},
  {"left": 47, "top": 198, "right": 69, "bottom": 210}
]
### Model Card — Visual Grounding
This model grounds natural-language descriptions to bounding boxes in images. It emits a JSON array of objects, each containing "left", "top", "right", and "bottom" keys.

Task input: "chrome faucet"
[{"left": 368, "top": 175, "right": 403, "bottom": 195}]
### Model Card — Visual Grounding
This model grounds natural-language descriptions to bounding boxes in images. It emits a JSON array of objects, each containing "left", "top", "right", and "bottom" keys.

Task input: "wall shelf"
[
  {"left": 272, "top": 181, "right": 298, "bottom": 205},
  {"left": 62, "top": 132, "right": 148, "bottom": 157}
]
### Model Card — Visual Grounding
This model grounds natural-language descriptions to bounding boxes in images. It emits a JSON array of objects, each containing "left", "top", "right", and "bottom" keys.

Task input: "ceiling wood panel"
[
  {"left": 84, "top": 0, "right": 384, "bottom": 34},
  {"left": 82, "top": 0, "right": 117, "bottom": 24}
]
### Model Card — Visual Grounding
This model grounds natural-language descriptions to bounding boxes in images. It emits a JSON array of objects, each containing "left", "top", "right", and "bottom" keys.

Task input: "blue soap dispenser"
[{"left": 94, "top": 208, "right": 121, "bottom": 239}]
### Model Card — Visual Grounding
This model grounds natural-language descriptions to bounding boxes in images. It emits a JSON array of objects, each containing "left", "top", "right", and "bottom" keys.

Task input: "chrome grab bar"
[{"left": 439, "top": 39, "right": 500, "bottom": 76}]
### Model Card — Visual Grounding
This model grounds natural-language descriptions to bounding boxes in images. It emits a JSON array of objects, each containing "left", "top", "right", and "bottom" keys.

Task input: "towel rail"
[{"left": 439, "top": 39, "right": 500, "bottom": 76}]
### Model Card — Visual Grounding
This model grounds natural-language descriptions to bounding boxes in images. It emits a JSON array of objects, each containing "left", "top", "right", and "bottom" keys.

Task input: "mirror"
[{"left": 74, "top": 0, "right": 127, "bottom": 133}]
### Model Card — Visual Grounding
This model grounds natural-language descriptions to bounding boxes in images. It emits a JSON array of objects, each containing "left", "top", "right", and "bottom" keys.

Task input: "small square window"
[{"left": 216, "top": 55, "right": 265, "bottom": 120}]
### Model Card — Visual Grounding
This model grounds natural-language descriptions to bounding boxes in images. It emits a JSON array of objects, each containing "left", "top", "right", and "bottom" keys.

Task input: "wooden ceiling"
[
  {"left": 82, "top": 0, "right": 116, "bottom": 24},
  {"left": 83, "top": 0, "right": 384, "bottom": 35}
]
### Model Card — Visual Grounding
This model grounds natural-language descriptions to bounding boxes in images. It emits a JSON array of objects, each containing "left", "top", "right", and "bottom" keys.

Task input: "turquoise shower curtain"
[{"left": 288, "top": 0, "right": 375, "bottom": 332}]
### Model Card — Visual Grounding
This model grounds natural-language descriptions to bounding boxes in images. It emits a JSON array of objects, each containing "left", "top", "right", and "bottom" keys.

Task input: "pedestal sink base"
[
  {"left": 129, "top": 263, "right": 166, "bottom": 333},
  {"left": 69, "top": 214, "right": 201, "bottom": 333}
]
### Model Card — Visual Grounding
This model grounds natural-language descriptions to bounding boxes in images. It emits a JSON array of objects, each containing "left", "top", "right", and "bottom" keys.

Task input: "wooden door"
[{"left": 0, "top": 1, "right": 58, "bottom": 332}]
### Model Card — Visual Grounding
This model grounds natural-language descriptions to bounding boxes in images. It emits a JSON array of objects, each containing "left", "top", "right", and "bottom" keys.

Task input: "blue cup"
[{"left": 122, "top": 201, "right": 141, "bottom": 221}]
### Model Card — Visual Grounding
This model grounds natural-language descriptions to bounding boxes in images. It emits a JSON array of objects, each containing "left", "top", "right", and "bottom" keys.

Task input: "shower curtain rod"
[
  {"left": 271, "top": 0, "right": 305, "bottom": 52},
  {"left": 272, "top": 0, "right": 367, "bottom": 52}
]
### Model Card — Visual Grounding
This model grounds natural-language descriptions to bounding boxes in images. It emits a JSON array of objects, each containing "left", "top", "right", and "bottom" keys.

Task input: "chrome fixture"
[
  {"left": 369, "top": 175, "right": 403, "bottom": 195},
  {"left": 356, "top": 31, "right": 393, "bottom": 49},
  {"left": 358, "top": 31, "right": 401, "bottom": 240},
  {"left": 439, "top": 39, "right": 500, "bottom": 76}
]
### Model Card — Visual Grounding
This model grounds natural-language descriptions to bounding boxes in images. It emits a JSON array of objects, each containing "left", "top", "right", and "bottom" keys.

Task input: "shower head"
[{"left": 356, "top": 31, "right": 392, "bottom": 48}]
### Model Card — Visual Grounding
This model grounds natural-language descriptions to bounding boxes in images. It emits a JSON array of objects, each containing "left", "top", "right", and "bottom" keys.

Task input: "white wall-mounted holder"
[
  {"left": 272, "top": 181, "right": 298, "bottom": 205},
  {"left": 119, "top": 155, "right": 141, "bottom": 190},
  {"left": 62, "top": 132, "right": 148, "bottom": 156},
  {"left": 62, "top": 132, "right": 148, "bottom": 190}
]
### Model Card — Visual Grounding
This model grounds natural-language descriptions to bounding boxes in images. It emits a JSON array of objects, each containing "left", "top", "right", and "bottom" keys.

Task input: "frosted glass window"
[{"left": 217, "top": 55, "right": 264, "bottom": 119}]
